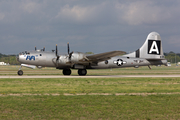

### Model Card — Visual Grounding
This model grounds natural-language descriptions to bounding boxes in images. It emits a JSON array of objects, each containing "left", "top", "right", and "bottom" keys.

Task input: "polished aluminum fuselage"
[{"left": 18, "top": 51, "right": 167, "bottom": 69}]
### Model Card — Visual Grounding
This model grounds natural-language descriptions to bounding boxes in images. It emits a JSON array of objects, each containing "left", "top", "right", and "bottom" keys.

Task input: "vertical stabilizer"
[{"left": 124, "top": 32, "right": 165, "bottom": 59}]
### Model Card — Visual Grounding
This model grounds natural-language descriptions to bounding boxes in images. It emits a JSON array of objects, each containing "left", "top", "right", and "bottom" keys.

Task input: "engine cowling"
[
  {"left": 70, "top": 52, "right": 86, "bottom": 63},
  {"left": 53, "top": 52, "right": 87, "bottom": 68}
]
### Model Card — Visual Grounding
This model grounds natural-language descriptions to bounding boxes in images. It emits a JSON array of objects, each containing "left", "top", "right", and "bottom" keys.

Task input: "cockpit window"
[{"left": 19, "top": 51, "right": 30, "bottom": 55}]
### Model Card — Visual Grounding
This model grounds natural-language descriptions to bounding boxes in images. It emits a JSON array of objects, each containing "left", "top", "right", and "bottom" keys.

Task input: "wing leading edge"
[{"left": 86, "top": 51, "right": 126, "bottom": 63}]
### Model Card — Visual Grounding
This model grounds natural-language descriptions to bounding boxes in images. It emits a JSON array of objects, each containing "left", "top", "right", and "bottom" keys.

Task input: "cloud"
[
  {"left": 20, "top": 1, "right": 41, "bottom": 14},
  {"left": 0, "top": 0, "right": 180, "bottom": 54},
  {"left": 168, "top": 35, "right": 180, "bottom": 47},
  {"left": 54, "top": 1, "right": 116, "bottom": 25},
  {"left": 56, "top": 5, "right": 92, "bottom": 21},
  {"left": 0, "top": 12, "right": 4, "bottom": 20},
  {"left": 116, "top": 0, "right": 180, "bottom": 25}
]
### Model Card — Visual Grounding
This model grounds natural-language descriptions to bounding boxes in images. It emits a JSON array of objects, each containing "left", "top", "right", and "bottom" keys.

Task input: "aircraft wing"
[{"left": 86, "top": 51, "right": 126, "bottom": 63}]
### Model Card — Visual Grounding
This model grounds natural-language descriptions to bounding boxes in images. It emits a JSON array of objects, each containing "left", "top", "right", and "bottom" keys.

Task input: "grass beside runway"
[
  {"left": 1, "top": 78, "right": 180, "bottom": 119},
  {"left": 1, "top": 95, "right": 180, "bottom": 119},
  {"left": 1, "top": 78, "right": 180, "bottom": 94}
]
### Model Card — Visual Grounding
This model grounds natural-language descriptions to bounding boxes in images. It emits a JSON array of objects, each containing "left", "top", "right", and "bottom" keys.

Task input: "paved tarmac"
[{"left": 1, "top": 75, "right": 180, "bottom": 78}]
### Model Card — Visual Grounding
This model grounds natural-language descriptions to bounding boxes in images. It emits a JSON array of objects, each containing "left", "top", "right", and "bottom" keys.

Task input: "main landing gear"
[
  {"left": 62, "top": 69, "right": 87, "bottom": 76},
  {"left": 78, "top": 69, "right": 87, "bottom": 76},
  {"left": 62, "top": 69, "right": 71, "bottom": 75}
]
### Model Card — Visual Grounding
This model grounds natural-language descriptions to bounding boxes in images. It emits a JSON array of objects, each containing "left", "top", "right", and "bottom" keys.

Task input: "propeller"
[
  {"left": 67, "top": 42, "right": 73, "bottom": 60},
  {"left": 67, "top": 42, "right": 70, "bottom": 54},
  {"left": 55, "top": 43, "right": 73, "bottom": 64},
  {"left": 35, "top": 46, "right": 37, "bottom": 51},
  {"left": 56, "top": 44, "right": 59, "bottom": 61}
]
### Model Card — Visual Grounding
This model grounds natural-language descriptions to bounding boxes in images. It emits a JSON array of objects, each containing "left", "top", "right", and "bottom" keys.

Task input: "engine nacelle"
[
  {"left": 54, "top": 52, "right": 86, "bottom": 67},
  {"left": 70, "top": 52, "right": 85, "bottom": 63},
  {"left": 58, "top": 55, "right": 69, "bottom": 64}
]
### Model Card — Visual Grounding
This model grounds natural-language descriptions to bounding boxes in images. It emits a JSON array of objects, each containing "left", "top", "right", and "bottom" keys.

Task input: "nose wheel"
[
  {"left": 17, "top": 70, "right": 23, "bottom": 76},
  {"left": 17, "top": 65, "right": 23, "bottom": 76},
  {"left": 78, "top": 69, "right": 87, "bottom": 76}
]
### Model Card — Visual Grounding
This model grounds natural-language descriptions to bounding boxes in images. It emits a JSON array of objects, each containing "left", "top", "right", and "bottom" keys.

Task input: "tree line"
[
  {"left": 164, "top": 52, "right": 180, "bottom": 64},
  {"left": 0, "top": 53, "right": 19, "bottom": 65}
]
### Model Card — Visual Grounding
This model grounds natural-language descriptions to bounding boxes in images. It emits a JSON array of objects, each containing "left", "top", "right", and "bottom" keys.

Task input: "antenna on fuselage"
[{"left": 43, "top": 47, "right": 45, "bottom": 51}]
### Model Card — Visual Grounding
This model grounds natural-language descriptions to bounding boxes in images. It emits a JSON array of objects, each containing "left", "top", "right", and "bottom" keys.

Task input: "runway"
[{"left": 1, "top": 75, "right": 180, "bottom": 78}]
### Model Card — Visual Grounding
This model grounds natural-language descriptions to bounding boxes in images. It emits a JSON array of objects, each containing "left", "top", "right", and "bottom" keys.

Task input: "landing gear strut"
[
  {"left": 62, "top": 69, "right": 71, "bottom": 75},
  {"left": 17, "top": 65, "right": 23, "bottom": 76},
  {"left": 78, "top": 69, "right": 87, "bottom": 76}
]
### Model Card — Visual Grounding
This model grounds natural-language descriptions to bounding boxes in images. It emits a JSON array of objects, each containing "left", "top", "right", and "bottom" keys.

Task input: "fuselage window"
[{"left": 40, "top": 54, "right": 42, "bottom": 56}]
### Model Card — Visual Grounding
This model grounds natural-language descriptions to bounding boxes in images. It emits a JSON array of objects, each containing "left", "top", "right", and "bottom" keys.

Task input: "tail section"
[{"left": 124, "top": 32, "right": 165, "bottom": 60}]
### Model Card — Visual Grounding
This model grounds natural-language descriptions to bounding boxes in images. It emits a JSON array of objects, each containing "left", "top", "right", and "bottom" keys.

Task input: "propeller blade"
[
  {"left": 67, "top": 42, "right": 74, "bottom": 60},
  {"left": 55, "top": 44, "right": 60, "bottom": 61},
  {"left": 56, "top": 44, "right": 58, "bottom": 56},
  {"left": 69, "top": 51, "right": 73, "bottom": 59},
  {"left": 67, "top": 42, "right": 70, "bottom": 54},
  {"left": 56, "top": 56, "right": 59, "bottom": 61},
  {"left": 35, "top": 46, "right": 37, "bottom": 51},
  {"left": 43, "top": 47, "right": 45, "bottom": 51}
]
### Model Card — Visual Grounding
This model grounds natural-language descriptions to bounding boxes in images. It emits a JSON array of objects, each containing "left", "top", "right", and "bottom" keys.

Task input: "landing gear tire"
[
  {"left": 17, "top": 70, "right": 23, "bottom": 76},
  {"left": 63, "top": 69, "right": 71, "bottom": 75},
  {"left": 78, "top": 69, "right": 87, "bottom": 76}
]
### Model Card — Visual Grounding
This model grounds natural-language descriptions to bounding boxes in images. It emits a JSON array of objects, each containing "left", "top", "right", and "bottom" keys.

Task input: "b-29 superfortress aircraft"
[{"left": 17, "top": 32, "right": 167, "bottom": 76}]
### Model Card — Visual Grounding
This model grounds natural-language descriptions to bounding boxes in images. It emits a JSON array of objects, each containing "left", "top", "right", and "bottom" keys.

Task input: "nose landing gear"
[{"left": 17, "top": 65, "right": 23, "bottom": 76}]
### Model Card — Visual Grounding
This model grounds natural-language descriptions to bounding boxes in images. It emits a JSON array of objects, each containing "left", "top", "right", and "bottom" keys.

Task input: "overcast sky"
[{"left": 0, "top": 0, "right": 180, "bottom": 54}]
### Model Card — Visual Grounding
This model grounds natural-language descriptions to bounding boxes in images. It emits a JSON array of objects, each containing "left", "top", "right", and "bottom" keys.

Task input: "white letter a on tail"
[{"left": 149, "top": 41, "right": 159, "bottom": 54}]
